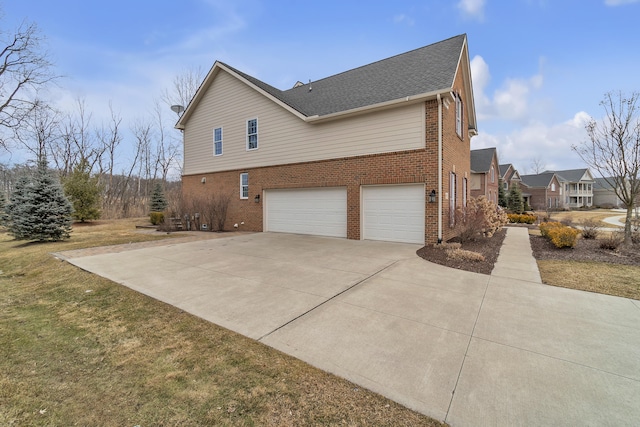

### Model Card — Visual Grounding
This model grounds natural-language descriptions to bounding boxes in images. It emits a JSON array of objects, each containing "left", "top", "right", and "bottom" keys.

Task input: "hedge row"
[
  {"left": 539, "top": 221, "right": 580, "bottom": 248},
  {"left": 507, "top": 213, "right": 537, "bottom": 224}
]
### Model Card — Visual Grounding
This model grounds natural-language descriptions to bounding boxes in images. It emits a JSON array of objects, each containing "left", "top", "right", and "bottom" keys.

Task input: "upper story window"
[
  {"left": 247, "top": 118, "right": 258, "bottom": 150},
  {"left": 455, "top": 92, "right": 463, "bottom": 138},
  {"left": 551, "top": 182, "right": 556, "bottom": 192},
  {"left": 490, "top": 165, "right": 495, "bottom": 183},
  {"left": 240, "top": 173, "right": 249, "bottom": 199},
  {"left": 213, "top": 127, "right": 223, "bottom": 156}
]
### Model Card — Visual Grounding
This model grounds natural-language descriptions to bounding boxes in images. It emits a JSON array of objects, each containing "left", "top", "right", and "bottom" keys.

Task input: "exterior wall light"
[
  {"left": 429, "top": 189, "right": 437, "bottom": 203},
  {"left": 254, "top": 194, "right": 261, "bottom": 203}
]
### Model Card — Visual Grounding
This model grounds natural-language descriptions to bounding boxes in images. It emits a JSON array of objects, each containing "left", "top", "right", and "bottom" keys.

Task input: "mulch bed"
[
  {"left": 418, "top": 225, "right": 640, "bottom": 275},
  {"left": 416, "top": 228, "right": 506, "bottom": 275},
  {"left": 530, "top": 235, "right": 640, "bottom": 266}
]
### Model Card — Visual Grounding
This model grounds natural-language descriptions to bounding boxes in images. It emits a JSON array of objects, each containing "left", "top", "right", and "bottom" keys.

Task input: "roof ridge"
[{"left": 283, "top": 34, "right": 467, "bottom": 92}]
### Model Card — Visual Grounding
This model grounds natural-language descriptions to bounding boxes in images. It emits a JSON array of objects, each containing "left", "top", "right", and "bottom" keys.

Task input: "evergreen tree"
[
  {"left": 498, "top": 178, "right": 507, "bottom": 208},
  {"left": 507, "top": 182, "right": 524, "bottom": 214},
  {"left": 149, "top": 183, "right": 168, "bottom": 212},
  {"left": 7, "top": 158, "right": 73, "bottom": 241},
  {"left": 0, "top": 192, "right": 8, "bottom": 226},
  {"left": 64, "top": 159, "right": 101, "bottom": 222}
]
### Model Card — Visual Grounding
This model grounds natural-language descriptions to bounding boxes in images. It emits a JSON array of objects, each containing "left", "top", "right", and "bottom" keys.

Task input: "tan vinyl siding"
[{"left": 183, "top": 70, "right": 425, "bottom": 175}]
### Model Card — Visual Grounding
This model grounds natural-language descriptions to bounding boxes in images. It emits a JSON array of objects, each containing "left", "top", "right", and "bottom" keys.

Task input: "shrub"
[
  {"left": 632, "top": 231, "right": 640, "bottom": 245},
  {"left": 149, "top": 211, "right": 164, "bottom": 226},
  {"left": 446, "top": 248, "right": 485, "bottom": 262},
  {"left": 507, "top": 213, "right": 537, "bottom": 224},
  {"left": 600, "top": 232, "right": 623, "bottom": 250},
  {"left": 581, "top": 218, "right": 600, "bottom": 239},
  {"left": 547, "top": 226, "right": 580, "bottom": 248},
  {"left": 454, "top": 196, "right": 508, "bottom": 242},
  {"left": 539, "top": 221, "right": 564, "bottom": 238}
]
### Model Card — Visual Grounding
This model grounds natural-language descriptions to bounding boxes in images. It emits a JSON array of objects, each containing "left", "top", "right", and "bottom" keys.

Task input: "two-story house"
[
  {"left": 470, "top": 147, "right": 500, "bottom": 204},
  {"left": 547, "top": 169, "right": 594, "bottom": 208},
  {"left": 176, "top": 34, "right": 477, "bottom": 245},
  {"left": 519, "top": 172, "right": 562, "bottom": 210},
  {"left": 499, "top": 163, "right": 522, "bottom": 193}
]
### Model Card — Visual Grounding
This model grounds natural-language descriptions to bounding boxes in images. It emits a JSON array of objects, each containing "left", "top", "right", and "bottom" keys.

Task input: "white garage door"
[
  {"left": 362, "top": 184, "right": 425, "bottom": 244},
  {"left": 265, "top": 187, "right": 347, "bottom": 238}
]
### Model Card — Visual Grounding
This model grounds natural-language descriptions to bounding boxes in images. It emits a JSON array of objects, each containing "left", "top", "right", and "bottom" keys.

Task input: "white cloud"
[
  {"left": 470, "top": 55, "right": 544, "bottom": 122},
  {"left": 457, "top": 0, "right": 486, "bottom": 20},
  {"left": 393, "top": 14, "right": 415, "bottom": 26},
  {"left": 604, "top": 0, "right": 639, "bottom": 6},
  {"left": 473, "top": 113, "right": 591, "bottom": 172}
]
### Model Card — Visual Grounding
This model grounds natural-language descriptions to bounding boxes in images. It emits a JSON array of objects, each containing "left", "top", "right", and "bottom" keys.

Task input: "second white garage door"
[
  {"left": 265, "top": 187, "right": 347, "bottom": 238},
  {"left": 362, "top": 184, "right": 425, "bottom": 244}
]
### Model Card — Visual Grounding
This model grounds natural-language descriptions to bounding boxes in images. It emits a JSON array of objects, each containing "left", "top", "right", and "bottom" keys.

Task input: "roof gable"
[
  {"left": 547, "top": 168, "right": 594, "bottom": 183},
  {"left": 470, "top": 147, "right": 498, "bottom": 173},
  {"left": 177, "top": 34, "right": 473, "bottom": 128}
]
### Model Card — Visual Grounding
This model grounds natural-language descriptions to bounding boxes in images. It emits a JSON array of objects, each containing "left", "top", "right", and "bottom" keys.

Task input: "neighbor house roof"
[
  {"left": 499, "top": 164, "right": 512, "bottom": 178},
  {"left": 470, "top": 147, "right": 498, "bottom": 173},
  {"left": 594, "top": 177, "right": 615, "bottom": 190},
  {"left": 520, "top": 172, "right": 556, "bottom": 188},
  {"left": 177, "top": 34, "right": 476, "bottom": 129},
  {"left": 546, "top": 168, "right": 593, "bottom": 183}
]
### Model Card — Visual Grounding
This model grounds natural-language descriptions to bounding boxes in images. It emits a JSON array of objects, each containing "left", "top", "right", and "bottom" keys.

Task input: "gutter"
[{"left": 437, "top": 93, "right": 443, "bottom": 244}]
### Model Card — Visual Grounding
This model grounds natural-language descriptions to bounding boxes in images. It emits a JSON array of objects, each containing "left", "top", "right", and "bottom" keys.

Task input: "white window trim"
[
  {"left": 213, "top": 127, "right": 223, "bottom": 156},
  {"left": 246, "top": 118, "right": 258, "bottom": 151},
  {"left": 455, "top": 93, "right": 463, "bottom": 138},
  {"left": 240, "top": 173, "right": 248, "bottom": 199}
]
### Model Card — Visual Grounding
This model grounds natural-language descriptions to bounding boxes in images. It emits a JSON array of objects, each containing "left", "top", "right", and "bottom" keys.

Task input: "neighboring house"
[
  {"left": 593, "top": 177, "right": 625, "bottom": 208},
  {"left": 547, "top": 169, "right": 595, "bottom": 208},
  {"left": 499, "top": 163, "right": 522, "bottom": 191},
  {"left": 519, "top": 172, "right": 562, "bottom": 211},
  {"left": 176, "top": 34, "right": 477, "bottom": 245},
  {"left": 470, "top": 147, "right": 500, "bottom": 204}
]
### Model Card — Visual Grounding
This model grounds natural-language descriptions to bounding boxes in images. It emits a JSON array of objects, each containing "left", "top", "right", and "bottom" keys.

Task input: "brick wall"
[{"left": 183, "top": 148, "right": 434, "bottom": 240}]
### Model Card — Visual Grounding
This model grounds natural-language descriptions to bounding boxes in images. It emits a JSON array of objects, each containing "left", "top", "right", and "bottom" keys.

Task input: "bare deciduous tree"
[
  {"left": 13, "top": 100, "right": 60, "bottom": 161},
  {"left": 573, "top": 91, "right": 640, "bottom": 247},
  {"left": 529, "top": 157, "right": 546, "bottom": 174},
  {"left": 161, "top": 66, "right": 205, "bottom": 114},
  {"left": 0, "top": 18, "right": 56, "bottom": 149}
]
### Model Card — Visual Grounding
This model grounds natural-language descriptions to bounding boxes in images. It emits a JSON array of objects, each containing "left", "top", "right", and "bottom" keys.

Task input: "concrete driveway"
[{"left": 63, "top": 230, "right": 640, "bottom": 426}]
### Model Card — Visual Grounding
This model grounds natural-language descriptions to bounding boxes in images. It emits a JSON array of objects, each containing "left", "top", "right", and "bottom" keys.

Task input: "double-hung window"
[
  {"left": 455, "top": 93, "right": 463, "bottom": 138},
  {"left": 213, "top": 127, "right": 223, "bottom": 156},
  {"left": 240, "top": 173, "right": 249, "bottom": 199},
  {"left": 247, "top": 118, "right": 258, "bottom": 150}
]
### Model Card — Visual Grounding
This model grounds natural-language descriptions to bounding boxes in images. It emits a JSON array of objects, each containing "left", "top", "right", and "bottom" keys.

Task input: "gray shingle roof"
[
  {"left": 222, "top": 34, "right": 466, "bottom": 117},
  {"left": 499, "top": 164, "right": 512, "bottom": 177},
  {"left": 520, "top": 173, "right": 556, "bottom": 188},
  {"left": 470, "top": 147, "right": 497, "bottom": 173},
  {"left": 546, "top": 169, "right": 592, "bottom": 183},
  {"left": 594, "top": 177, "right": 615, "bottom": 190}
]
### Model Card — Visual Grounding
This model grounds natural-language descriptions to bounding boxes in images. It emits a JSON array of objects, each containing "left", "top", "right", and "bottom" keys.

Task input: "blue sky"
[{"left": 3, "top": 0, "right": 640, "bottom": 173}]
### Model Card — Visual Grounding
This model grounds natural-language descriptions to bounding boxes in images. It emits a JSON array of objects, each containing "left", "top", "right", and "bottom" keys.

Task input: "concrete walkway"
[
  {"left": 60, "top": 228, "right": 640, "bottom": 426},
  {"left": 446, "top": 227, "right": 640, "bottom": 426}
]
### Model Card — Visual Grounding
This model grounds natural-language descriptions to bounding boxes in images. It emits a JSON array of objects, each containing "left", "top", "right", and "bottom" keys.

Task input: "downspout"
[{"left": 437, "top": 93, "right": 443, "bottom": 244}]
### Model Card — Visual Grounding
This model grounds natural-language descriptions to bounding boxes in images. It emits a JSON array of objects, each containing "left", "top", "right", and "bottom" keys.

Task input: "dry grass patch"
[
  {"left": 549, "top": 209, "right": 622, "bottom": 228},
  {"left": 537, "top": 260, "right": 640, "bottom": 300},
  {"left": 0, "top": 221, "right": 444, "bottom": 426}
]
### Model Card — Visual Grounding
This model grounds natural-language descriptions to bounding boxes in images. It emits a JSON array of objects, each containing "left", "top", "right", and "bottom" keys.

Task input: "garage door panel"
[
  {"left": 363, "top": 185, "right": 425, "bottom": 244},
  {"left": 266, "top": 188, "right": 347, "bottom": 238}
]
